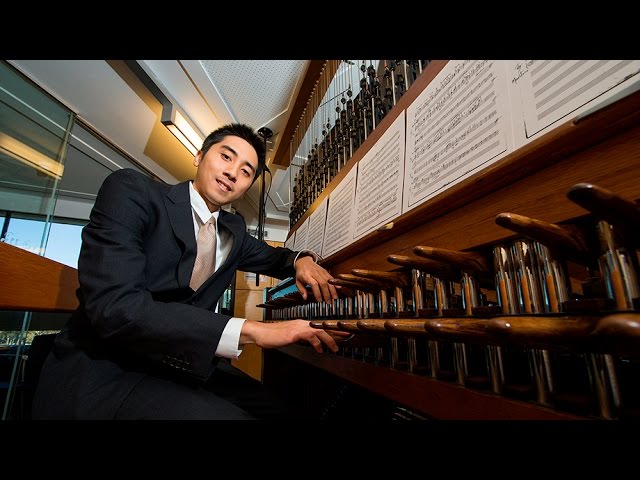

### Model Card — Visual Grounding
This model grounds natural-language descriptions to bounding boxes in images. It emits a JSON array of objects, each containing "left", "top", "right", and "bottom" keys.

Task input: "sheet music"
[
  {"left": 292, "top": 217, "right": 309, "bottom": 251},
  {"left": 284, "top": 231, "right": 296, "bottom": 250},
  {"left": 403, "top": 60, "right": 510, "bottom": 212},
  {"left": 321, "top": 166, "right": 357, "bottom": 258},
  {"left": 306, "top": 197, "right": 328, "bottom": 255},
  {"left": 510, "top": 60, "right": 640, "bottom": 141},
  {"left": 354, "top": 112, "right": 405, "bottom": 240}
]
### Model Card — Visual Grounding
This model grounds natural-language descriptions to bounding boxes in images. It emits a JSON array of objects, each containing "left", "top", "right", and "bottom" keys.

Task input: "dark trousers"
[{"left": 114, "top": 359, "right": 286, "bottom": 420}]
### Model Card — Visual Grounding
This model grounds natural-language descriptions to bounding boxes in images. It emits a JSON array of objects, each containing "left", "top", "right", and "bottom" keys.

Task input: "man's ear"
[{"left": 193, "top": 152, "right": 202, "bottom": 167}]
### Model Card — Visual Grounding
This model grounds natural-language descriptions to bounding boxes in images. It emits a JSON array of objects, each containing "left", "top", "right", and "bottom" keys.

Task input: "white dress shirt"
[{"left": 189, "top": 182, "right": 245, "bottom": 359}]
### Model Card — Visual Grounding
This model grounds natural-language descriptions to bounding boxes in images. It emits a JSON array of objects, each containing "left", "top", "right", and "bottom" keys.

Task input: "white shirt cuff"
[
  {"left": 214, "top": 317, "right": 246, "bottom": 359},
  {"left": 294, "top": 249, "right": 322, "bottom": 265}
]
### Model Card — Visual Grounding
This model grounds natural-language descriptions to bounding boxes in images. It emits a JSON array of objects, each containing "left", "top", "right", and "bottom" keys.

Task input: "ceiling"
[{"left": 7, "top": 59, "right": 318, "bottom": 233}]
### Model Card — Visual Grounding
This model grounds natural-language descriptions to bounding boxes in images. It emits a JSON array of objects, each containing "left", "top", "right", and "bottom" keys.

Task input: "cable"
[
  {"left": 263, "top": 167, "right": 272, "bottom": 218},
  {"left": 256, "top": 127, "right": 273, "bottom": 286}
]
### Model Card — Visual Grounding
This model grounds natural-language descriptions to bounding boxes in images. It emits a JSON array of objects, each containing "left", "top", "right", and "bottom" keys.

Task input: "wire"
[{"left": 263, "top": 167, "right": 272, "bottom": 226}]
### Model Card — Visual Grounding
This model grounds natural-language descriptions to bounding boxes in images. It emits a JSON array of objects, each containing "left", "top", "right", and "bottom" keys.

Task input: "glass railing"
[{"left": 0, "top": 61, "right": 75, "bottom": 420}]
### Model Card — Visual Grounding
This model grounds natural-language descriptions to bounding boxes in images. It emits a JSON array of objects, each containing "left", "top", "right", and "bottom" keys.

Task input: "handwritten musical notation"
[
  {"left": 403, "top": 60, "right": 509, "bottom": 212},
  {"left": 511, "top": 60, "right": 640, "bottom": 138},
  {"left": 354, "top": 112, "right": 405, "bottom": 239},
  {"left": 307, "top": 198, "right": 328, "bottom": 255},
  {"left": 322, "top": 166, "right": 357, "bottom": 258}
]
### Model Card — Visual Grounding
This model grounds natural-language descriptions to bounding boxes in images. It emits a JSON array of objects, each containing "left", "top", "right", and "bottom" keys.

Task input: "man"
[{"left": 32, "top": 123, "right": 347, "bottom": 420}]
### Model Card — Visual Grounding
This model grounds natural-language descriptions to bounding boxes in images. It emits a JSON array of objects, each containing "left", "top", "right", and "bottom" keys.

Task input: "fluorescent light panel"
[{"left": 161, "top": 104, "right": 203, "bottom": 156}]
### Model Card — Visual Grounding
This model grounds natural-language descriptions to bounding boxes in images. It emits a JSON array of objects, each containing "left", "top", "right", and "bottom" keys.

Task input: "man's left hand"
[{"left": 294, "top": 256, "right": 339, "bottom": 304}]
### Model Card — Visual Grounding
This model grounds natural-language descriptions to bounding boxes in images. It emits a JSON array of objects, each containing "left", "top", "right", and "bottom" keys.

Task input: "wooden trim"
[
  {"left": 276, "top": 344, "right": 583, "bottom": 420},
  {"left": 271, "top": 60, "right": 337, "bottom": 168},
  {"left": 0, "top": 241, "right": 79, "bottom": 312}
]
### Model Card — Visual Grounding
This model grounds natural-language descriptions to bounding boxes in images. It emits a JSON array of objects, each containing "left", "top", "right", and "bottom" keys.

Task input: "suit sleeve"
[
  {"left": 77, "top": 169, "right": 223, "bottom": 380},
  {"left": 234, "top": 226, "right": 298, "bottom": 279}
]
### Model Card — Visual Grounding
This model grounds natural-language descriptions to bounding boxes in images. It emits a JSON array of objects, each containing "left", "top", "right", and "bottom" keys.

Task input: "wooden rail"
[
  {"left": 0, "top": 241, "right": 79, "bottom": 312},
  {"left": 272, "top": 344, "right": 582, "bottom": 420}
]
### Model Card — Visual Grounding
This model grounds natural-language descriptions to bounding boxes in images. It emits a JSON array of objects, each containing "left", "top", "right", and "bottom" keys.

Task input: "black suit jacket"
[{"left": 33, "top": 168, "right": 298, "bottom": 419}]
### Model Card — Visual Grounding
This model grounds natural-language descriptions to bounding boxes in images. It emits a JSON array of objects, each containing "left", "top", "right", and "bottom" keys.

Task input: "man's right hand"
[{"left": 239, "top": 319, "right": 351, "bottom": 353}]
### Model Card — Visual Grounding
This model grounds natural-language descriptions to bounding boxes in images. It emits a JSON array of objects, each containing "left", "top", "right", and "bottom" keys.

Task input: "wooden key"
[
  {"left": 337, "top": 273, "right": 390, "bottom": 289},
  {"left": 336, "top": 319, "right": 364, "bottom": 332},
  {"left": 267, "top": 296, "right": 301, "bottom": 307},
  {"left": 384, "top": 319, "right": 433, "bottom": 336},
  {"left": 321, "top": 320, "right": 342, "bottom": 330},
  {"left": 356, "top": 319, "right": 388, "bottom": 333},
  {"left": 335, "top": 286, "right": 356, "bottom": 298},
  {"left": 424, "top": 317, "right": 496, "bottom": 345},
  {"left": 413, "top": 245, "right": 495, "bottom": 290},
  {"left": 386, "top": 254, "right": 459, "bottom": 281},
  {"left": 592, "top": 313, "right": 640, "bottom": 357},
  {"left": 283, "top": 291, "right": 307, "bottom": 302},
  {"left": 329, "top": 278, "right": 380, "bottom": 294},
  {"left": 495, "top": 212, "right": 592, "bottom": 265},
  {"left": 413, "top": 245, "right": 491, "bottom": 273},
  {"left": 351, "top": 268, "right": 411, "bottom": 287},
  {"left": 487, "top": 315, "right": 600, "bottom": 352},
  {"left": 567, "top": 182, "right": 640, "bottom": 246}
]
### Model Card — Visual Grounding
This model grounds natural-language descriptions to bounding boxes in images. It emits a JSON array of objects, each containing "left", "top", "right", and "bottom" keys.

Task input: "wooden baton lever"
[
  {"left": 351, "top": 268, "right": 411, "bottom": 287},
  {"left": 424, "top": 317, "right": 496, "bottom": 345},
  {"left": 567, "top": 182, "right": 640, "bottom": 245},
  {"left": 495, "top": 212, "right": 592, "bottom": 265},
  {"left": 386, "top": 254, "right": 459, "bottom": 281},
  {"left": 329, "top": 278, "right": 380, "bottom": 294},
  {"left": 413, "top": 245, "right": 491, "bottom": 273},
  {"left": 337, "top": 273, "right": 390, "bottom": 289},
  {"left": 592, "top": 313, "right": 640, "bottom": 357}
]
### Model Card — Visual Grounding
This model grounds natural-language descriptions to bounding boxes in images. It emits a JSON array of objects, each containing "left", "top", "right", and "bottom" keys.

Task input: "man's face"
[{"left": 192, "top": 135, "right": 258, "bottom": 212}]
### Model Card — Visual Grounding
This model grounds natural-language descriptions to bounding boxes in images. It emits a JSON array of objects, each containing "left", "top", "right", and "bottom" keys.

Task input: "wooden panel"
[
  {"left": 234, "top": 289, "right": 266, "bottom": 321},
  {"left": 267, "top": 240, "right": 284, "bottom": 287},
  {"left": 231, "top": 240, "right": 286, "bottom": 379},
  {"left": 232, "top": 287, "right": 269, "bottom": 380},
  {"left": 276, "top": 344, "right": 582, "bottom": 420},
  {"left": 0, "top": 242, "right": 79, "bottom": 312},
  {"left": 236, "top": 271, "right": 272, "bottom": 291},
  {"left": 231, "top": 343, "right": 263, "bottom": 382}
]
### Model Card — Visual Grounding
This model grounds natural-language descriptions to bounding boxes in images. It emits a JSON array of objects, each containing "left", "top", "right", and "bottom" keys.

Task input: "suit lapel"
[{"left": 165, "top": 181, "right": 196, "bottom": 287}]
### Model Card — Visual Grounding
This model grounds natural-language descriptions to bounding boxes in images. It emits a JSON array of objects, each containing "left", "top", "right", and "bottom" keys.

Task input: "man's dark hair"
[{"left": 200, "top": 123, "right": 266, "bottom": 183}]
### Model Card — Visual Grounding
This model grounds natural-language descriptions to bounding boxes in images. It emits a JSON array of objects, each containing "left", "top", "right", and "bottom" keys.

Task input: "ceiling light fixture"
[
  {"left": 0, "top": 132, "right": 64, "bottom": 179},
  {"left": 161, "top": 103, "right": 203, "bottom": 156}
]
